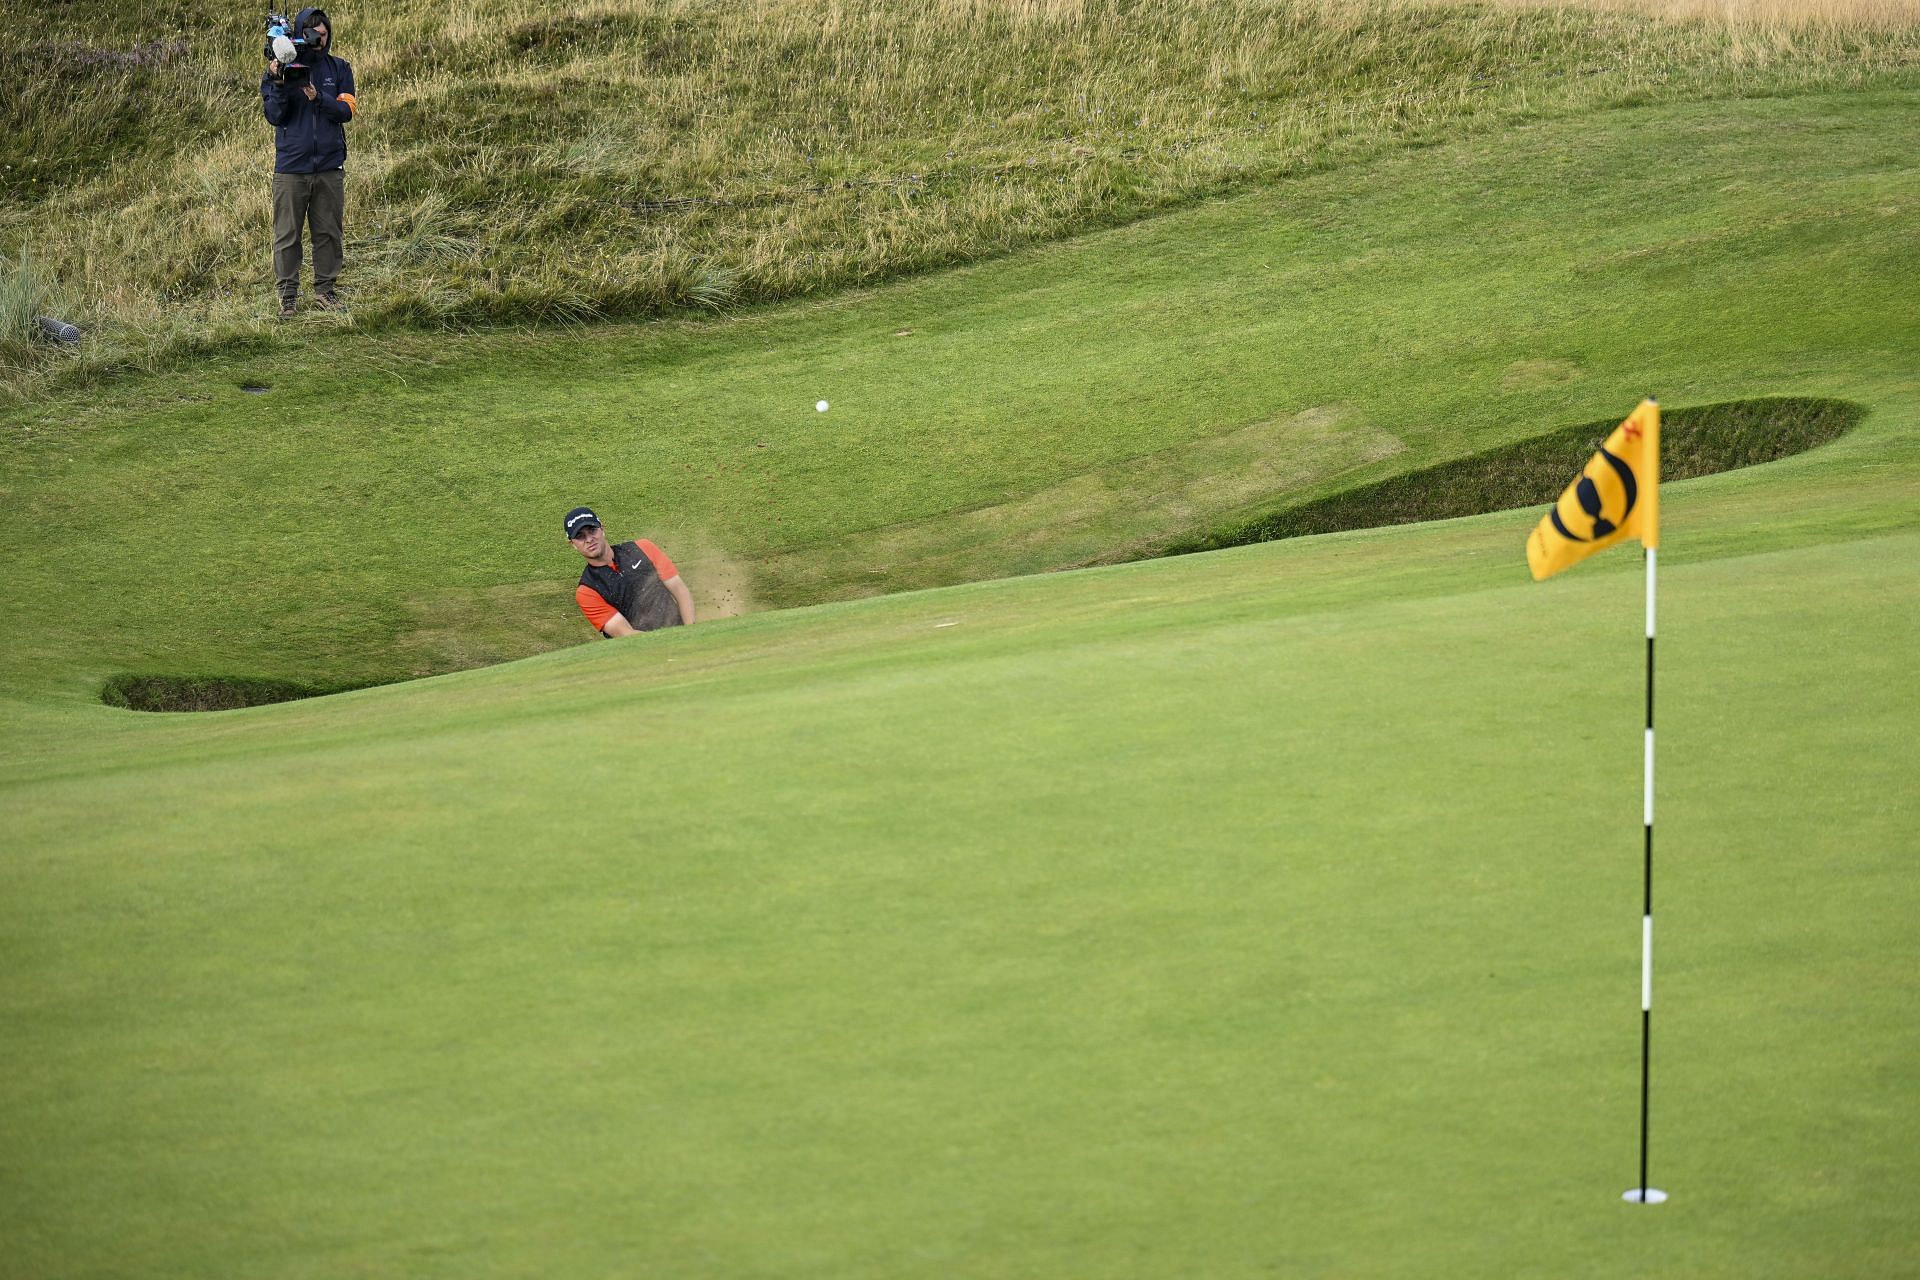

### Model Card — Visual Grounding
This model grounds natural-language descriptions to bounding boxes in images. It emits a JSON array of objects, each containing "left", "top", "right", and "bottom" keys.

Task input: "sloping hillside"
[
  {"left": 1, "top": 90, "right": 1914, "bottom": 697},
  {"left": 3, "top": 0, "right": 1913, "bottom": 390}
]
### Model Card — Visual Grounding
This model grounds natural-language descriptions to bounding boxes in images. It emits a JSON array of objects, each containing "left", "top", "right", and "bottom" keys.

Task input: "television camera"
[{"left": 263, "top": 13, "right": 322, "bottom": 83}]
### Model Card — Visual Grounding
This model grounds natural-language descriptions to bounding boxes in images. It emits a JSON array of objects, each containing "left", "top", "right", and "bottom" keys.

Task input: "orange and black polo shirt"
[{"left": 576, "top": 539, "right": 682, "bottom": 635}]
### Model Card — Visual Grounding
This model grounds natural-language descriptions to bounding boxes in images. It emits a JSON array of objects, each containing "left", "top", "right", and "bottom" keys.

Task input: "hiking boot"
[
  {"left": 313, "top": 290, "right": 345, "bottom": 312},
  {"left": 278, "top": 296, "right": 299, "bottom": 319}
]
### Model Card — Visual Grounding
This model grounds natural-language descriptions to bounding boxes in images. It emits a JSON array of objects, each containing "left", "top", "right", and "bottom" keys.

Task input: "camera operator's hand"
[
  {"left": 268, "top": 58, "right": 284, "bottom": 80},
  {"left": 302, "top": 82, "right": 318, "bottom": 101}
]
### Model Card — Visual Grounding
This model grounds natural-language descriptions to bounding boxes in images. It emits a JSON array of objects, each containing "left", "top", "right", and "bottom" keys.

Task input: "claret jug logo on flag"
[{"left": 1526, "top": 399, "right": 1661, "bottom": 580}]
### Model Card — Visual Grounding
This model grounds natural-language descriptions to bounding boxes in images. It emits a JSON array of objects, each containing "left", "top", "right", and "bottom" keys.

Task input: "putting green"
[
  {"left": 3, "top": 454, "right": 1917, "bottom": 1276},
  {"left": 1, "top": 89, "right": 1917, "bottom": 1277}
]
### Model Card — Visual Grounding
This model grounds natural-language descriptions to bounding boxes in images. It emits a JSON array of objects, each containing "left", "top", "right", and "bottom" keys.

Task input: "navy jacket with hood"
[{"left": 261, "top": 8, "right": 355, "bottom": 173}]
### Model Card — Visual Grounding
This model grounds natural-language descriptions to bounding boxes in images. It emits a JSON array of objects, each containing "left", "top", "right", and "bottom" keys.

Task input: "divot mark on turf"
[{"left": 1500, "top": 358, "right": 1582, "bottom": 391}]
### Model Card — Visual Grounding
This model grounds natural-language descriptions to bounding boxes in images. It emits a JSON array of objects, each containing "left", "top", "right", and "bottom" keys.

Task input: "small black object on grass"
[{"left": 36, "top": 316, "right": 81, "bottom": 345}]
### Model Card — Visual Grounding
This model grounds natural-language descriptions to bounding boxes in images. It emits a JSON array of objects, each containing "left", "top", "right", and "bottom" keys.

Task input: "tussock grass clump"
[
  {"left": 1, "top": 1, "right": 1915, "bottom": 399},
  {"left": 0, "top": 251, "right": 72, "bottom": 378},
  {"left": 1167, "top": 396, "right": 1867, "bottom": 554}
]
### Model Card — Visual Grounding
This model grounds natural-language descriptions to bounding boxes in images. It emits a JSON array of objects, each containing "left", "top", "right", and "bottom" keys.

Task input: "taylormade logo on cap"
[{"left": 564, "top": 506, "right": 601, "bottom": 537}]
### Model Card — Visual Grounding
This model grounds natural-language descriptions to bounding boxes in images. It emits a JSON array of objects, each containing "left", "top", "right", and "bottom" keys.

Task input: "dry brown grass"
[
  {"left": 1489, "top": 0, "right": 1920, "bottom": 29},
  {"left": 939, "top": 0, "right": 1920, "bottom": 28},
  {"left": 1, "top": 0, "right": 1914, "bottom": 398}
]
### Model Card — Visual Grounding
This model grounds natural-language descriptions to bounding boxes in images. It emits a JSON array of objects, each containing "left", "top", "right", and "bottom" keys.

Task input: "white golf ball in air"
[{"left": 816, "top": 400, "right": 829, "bottom": 412}]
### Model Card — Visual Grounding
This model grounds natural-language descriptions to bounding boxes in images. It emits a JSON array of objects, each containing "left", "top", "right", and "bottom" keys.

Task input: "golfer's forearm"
[{"left": 672, "top": 586, "right": 696, "bottom": 625}]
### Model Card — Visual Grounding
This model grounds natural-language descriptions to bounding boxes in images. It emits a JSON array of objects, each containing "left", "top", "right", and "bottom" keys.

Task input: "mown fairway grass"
[
  {"left": 1, "top": 80, "right": 1918, "bottom": 1280},
  {"left": 1, "top": 90, "right": 1915, "bottom": 695},
  {"left": 1, "top": 450, "right": 1916, "bottom": 1277}
]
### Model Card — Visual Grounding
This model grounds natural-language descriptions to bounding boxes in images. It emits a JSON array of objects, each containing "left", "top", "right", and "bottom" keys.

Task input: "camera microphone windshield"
[{"left": 263, "top": 13, "right": 314, "bottom": 79}]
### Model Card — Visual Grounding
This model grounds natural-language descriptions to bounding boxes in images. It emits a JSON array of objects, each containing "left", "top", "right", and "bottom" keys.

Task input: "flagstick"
[
  {"left": 1625, "top": 546, "right": 1668, "bottom": 1204},
  {"left": 1525, "top": 397, "right": 1666, "bottom": 1202}
]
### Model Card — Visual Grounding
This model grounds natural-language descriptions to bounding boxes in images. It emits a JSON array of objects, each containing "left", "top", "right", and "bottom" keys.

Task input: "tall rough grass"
[
  {"left": 1500, "top": 0, "right": 1920, "bottom": 31},
  {"left": 0, "top": 251, "right": 67, "bottom": 379},
  {"left": 1, "top": 0, "right": 1914, "bottom": 399}
]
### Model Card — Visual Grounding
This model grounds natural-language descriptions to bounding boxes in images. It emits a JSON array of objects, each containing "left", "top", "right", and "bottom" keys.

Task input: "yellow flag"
[{"left": 1526, "top": 399, "right": 1660, "bottom": 581}]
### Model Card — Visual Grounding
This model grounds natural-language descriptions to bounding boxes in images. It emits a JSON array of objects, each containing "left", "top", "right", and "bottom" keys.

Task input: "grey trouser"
[{"left": 271, "top": 169, "right": 345, "bottom": 300}]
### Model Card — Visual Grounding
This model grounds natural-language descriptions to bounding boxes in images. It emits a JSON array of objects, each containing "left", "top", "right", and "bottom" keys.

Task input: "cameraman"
[{"left": 261, "top": 8, "right": 356, "bottom": 318}]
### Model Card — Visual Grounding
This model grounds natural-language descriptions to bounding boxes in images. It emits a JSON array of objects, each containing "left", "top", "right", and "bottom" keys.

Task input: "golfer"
[{"left": 565, "top": 507, "right": 696, "bottom": 637}]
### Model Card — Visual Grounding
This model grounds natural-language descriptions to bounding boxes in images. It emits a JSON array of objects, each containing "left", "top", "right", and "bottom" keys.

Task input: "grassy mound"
[
  {"left": 94, "top": 397, "right": 1864, "bottom": 710},
  {"left": 2, "top": 0, "right": 1915, "bottom": 395},
  {"left": 1, "top": 90, "right": 1913, "bottom": 701},
  {"left": 1168, "top": 395, "right": 1865, "bottom": 553}
]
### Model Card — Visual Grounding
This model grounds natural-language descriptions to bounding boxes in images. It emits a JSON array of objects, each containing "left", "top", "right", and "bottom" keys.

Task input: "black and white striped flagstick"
[{"left": 1625, "top": 540, "right": 1667, "bottom": 1205}]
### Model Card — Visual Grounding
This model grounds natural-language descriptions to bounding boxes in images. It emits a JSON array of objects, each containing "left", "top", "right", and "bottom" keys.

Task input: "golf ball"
[{"left": 816, "top": 400, "right": 829, "bottom": 412}]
